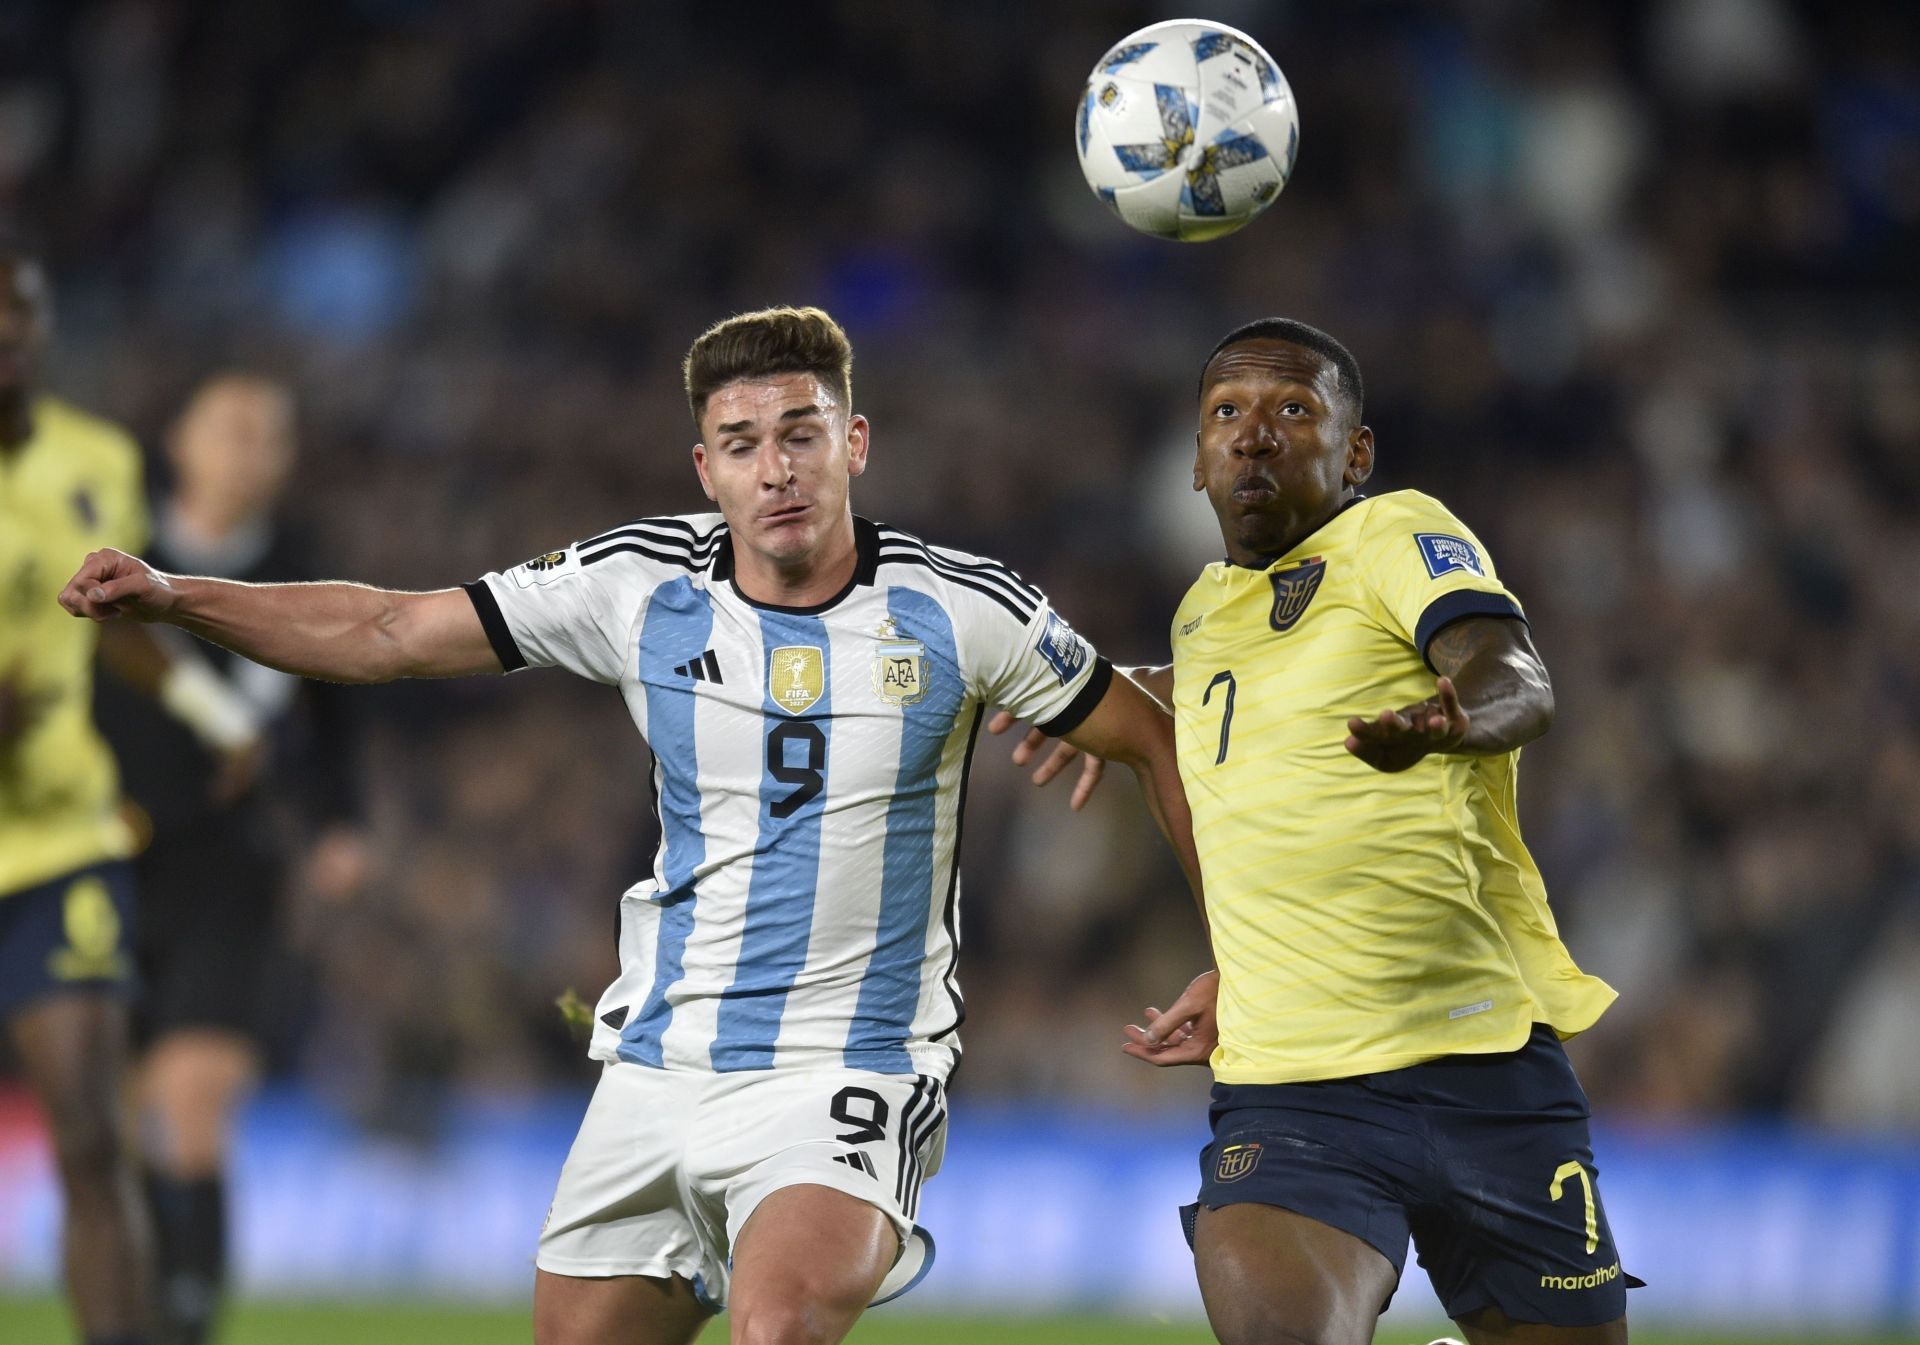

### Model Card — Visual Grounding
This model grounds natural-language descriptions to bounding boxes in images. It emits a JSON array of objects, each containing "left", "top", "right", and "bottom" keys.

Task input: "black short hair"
[{"left": 1198, "top": 318, "right": 1364, "bottom": 423}]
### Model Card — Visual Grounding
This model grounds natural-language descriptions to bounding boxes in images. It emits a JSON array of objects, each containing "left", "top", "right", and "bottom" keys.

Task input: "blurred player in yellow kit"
[
  {"left": 0, "top": 247, "right": 157, "bottom": 1345},
  {"left": 1016, "top": 319, "right": 1638, "bottom": 1345},
  {"left": 1, "top": 249, "right": 262, "bottom": 1345}
]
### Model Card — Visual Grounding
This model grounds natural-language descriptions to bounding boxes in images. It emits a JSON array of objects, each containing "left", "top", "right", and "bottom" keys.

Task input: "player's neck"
[
  {"left": 730, "top": 515, "right": 860, "bottom": 609},
  {"left": 0, "top": 393, "right": 32, "bottom": 451}
]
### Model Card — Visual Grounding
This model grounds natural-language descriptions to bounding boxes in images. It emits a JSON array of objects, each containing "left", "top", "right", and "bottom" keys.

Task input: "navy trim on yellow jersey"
[
  {"left": 463, "top": 580, "right": 527, "bottom": 672},
  {"left": 1036, "top": 656, "right": 1113, "bottom": 738},
  {"left": 1414, "top": 590, "right": 1525, "bottom": 670}
]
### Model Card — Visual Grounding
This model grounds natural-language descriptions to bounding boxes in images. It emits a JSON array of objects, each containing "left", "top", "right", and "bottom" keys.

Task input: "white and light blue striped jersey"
[{"left": 465, "top": 515, "right": 1112, "bottom": 1082}]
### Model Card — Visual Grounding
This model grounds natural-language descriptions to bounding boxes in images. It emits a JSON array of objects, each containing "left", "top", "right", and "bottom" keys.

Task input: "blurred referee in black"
[{"left": 95, "top": 373, "right": 369, "bottom": 1345}]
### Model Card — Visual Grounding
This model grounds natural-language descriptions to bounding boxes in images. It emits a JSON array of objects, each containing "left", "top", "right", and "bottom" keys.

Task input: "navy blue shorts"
[
  {"left": 1185, "top": 1026, "right": 1639, "bottom": 1327},
  {"left": 0, "top": 862, "right": 137, "bottom": 1019}
]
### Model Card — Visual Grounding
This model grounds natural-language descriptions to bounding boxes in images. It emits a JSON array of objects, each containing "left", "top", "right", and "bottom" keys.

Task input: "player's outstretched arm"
[
  {"left": 60, "top": 548, "right": 503, "bottom": 683},
  {"left": 1057, "top": 669, "right": 1205, "bottom": 923},
  {"left": 1344, "top": 616, "right": 1553, "bottom": 773},
  {"left": 989, "top": 663, "right": 1172, "bottom": 808}
]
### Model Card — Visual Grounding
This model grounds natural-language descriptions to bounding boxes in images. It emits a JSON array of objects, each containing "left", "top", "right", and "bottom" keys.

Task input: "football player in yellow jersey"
[
  {"left": 1008, "top": 319, "right": 1634, "bottom": 1345},
  {"left": 1, "top": 249, "right": 260, "bottom": 1345}
]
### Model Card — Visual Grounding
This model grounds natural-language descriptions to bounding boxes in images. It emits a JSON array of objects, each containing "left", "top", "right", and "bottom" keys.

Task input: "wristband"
[{"left": 158, "top": 657, "right": 262, "bottom": 754}]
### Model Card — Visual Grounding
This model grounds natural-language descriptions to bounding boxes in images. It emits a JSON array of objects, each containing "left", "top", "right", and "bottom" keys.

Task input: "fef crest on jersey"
[
  {"left": 1268, "top": 558, "right": 1326, "bottom": 633},
  {"left": 769, "top": 646, "right": 825, "bottom": 715}
]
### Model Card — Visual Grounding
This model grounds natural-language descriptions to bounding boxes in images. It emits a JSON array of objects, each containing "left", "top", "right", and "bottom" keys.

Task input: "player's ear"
[
  {"left": 1345, "top": 424, "right": 1375, "bottom": 488},
  {"left": 690, "top": 442, "right": 718, "bottom": 502},
  {"left": 845, "top": 414, "right": 870, "bottom": 479},
  {"left": 1191, "top": 432, "right": 1205, "bottom": 492}
]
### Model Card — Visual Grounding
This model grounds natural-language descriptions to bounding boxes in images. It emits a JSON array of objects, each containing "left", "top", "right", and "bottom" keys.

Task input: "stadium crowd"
[{"left": 3, "top": 0, "right": 1915, "bottom": 1128}]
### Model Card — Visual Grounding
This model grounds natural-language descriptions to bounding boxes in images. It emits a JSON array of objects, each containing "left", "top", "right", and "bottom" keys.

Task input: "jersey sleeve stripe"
[
  {"left": 580, "top": 515, "right": 720, "bottom": 549},
  {"left": 461, "top": 580, "right": 527, "bottom": 672},
  {"left": 1035, "top": 656, "right": 1113, "bottom": 738},
  {"left": 580, "top": 540, "right": 708, "bottom": 570},
  {"left": 876, "top": 529, "right": 1044, "bottom": 606},
  {"left": 1412, "top": 590, "right": 1525, "bottom": 669},
  {"left": 876, "top": 548, "right": 1037, "bottom": 623}
]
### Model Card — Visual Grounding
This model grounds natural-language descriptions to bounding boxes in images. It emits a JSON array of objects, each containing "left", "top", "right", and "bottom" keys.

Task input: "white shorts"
[{"left": 536, "top": 1062, "right": 948, "bottom": 1308}]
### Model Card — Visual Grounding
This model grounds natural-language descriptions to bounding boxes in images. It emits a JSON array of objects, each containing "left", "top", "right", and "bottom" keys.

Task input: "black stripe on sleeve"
[
  {"left": 580, "top": 540, "right": 705, "bottom": 570},
  {"left": 1036, "top": 656, "right": 1114, "bottom": 739},
  {"left": 1413, "top": 590, "right": 1526, "bottom": 671},
  {"left": 462, "top": 579, "right": 527, "bottom": 672},
  {"left": 876, "top": 550, "right": 1033, "bottom": 624}
]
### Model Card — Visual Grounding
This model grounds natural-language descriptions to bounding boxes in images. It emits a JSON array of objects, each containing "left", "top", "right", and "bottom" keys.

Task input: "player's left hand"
[
  {"left": 1344, "top": 675, "right": 1470, "bottom": 773},
  {"left": 1122, "top": 969, "right": 1218, "bottom": 1067},
  {"left": 986, "top": 708, "right": 1106, "bottom": 810}
]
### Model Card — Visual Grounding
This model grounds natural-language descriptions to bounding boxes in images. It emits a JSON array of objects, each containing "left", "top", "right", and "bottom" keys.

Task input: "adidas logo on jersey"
[
  {"left": 674, "top": 650, "right": 724, "bottom": 683},
  {"left": 831, "top": 1151, "right": 878, "bottom": 1179}
]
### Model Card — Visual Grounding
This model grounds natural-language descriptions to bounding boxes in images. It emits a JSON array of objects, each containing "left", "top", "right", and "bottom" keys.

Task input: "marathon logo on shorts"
[
  {"left": 1541, "top": 1261, "right": 1621, "bottom": 1291},
  {"left": 1416, "top": 533, "right": 1485, "bottom": 579},
  {"left": 1267, "top": 557, "right": 1325, "bottom": 633},
  {"left": 1035, "top": 611, "right": 1090, "bottom": 685},
  {"left": 1215, "top": 1141, "right": 1262, "bottom": 1183}
]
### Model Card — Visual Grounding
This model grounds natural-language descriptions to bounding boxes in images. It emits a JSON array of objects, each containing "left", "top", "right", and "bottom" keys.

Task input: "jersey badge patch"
[
  {"left": 511, "top": 549, "right": 575, "bottom": 588},
  {"left": 1415, "top": 533, "right": 1484, "bottom": 579},
  {"left": 872, "top": 621, "right": 928, "bottom": 707},
  {"left": 1268, "top": 558, "right": 1325, "bottom": 633},
  {"left": 770, "top": 645, "right": 825, "bottom": 715},
  {"left": 1215, "top": 1141, "right": 1263, "bottom": 1183},
  {"left": 1035, "top": 611, "right": 1090, "bottom": 686}
]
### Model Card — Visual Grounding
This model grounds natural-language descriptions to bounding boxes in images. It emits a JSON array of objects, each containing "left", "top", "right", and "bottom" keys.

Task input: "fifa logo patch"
[
  {"left": 1415, "top": 533, "right": 1484, "bottom": 579},
  {"left": 1035, "top": 611, "right": 1090, "bottom": 685},
  {"left": 1268, "top": 558, "right": 1325, "bottom": 633},
  {"left": 872, "top": 620, "right": 928, "bottom": 707},
  {"left": 1215, "top": 1141, "right": 1262, "bottom": 1183},
  {"left": 770, "top": 645, "right": 825, "bottom": 715}
]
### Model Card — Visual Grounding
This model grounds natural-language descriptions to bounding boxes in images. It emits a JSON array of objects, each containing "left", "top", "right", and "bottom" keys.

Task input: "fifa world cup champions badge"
[{"left": 770, "top": 646, "right": 824, "bottom": 715}]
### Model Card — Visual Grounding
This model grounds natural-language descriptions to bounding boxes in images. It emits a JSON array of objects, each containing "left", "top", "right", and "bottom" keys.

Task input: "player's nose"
[{"left": 1231, "top": 417, "right": 1283, "bottom": 457}]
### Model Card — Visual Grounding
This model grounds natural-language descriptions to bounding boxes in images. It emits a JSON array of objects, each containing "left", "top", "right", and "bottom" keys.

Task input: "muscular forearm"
[
  {"left": 1431, "top": 619, "right": 1553, "bottom": 755},
  {"left": 166, "top": 576, "right": 423, "bottom": 684}
]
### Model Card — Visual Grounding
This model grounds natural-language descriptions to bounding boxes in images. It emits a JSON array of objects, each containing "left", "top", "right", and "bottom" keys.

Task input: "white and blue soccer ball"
[{"left": 1075, "top": 19, "right": 1299, "bottom": 242}]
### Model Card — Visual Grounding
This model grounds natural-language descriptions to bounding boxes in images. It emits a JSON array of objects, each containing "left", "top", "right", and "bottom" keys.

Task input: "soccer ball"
[{"left": 1074, "top": 19, "right": 1299, "bottom": 242}]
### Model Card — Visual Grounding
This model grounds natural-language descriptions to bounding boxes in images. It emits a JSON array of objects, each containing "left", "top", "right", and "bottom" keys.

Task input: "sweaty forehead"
[
  {"left": 1202, "top": 339, "right": 1336, "bottom": 397},
  {"left": 704, "top": 372, "right": 838, "bottom": 426}
]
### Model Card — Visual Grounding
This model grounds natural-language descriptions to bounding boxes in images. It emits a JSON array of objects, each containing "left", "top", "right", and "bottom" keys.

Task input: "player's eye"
[
  {"left": 1283, "top": 401, "right": 1306, "bottom": 416},
  {"left": 1212, "top": 403, "right": 1236, "bottom": 418}
]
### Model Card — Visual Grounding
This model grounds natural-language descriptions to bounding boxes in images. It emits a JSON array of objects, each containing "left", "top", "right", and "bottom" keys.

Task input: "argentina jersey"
[{"left": 465, "top": 515, "right": 1112, "bottom": 1081}]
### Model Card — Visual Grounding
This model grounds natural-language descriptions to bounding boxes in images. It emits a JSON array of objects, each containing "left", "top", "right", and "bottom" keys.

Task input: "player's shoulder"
[
  {"left": 870, "top": 519, "right": 1045, "bottom": 629},
  {"left": 35, "top": 396, "right": 141, "bottom": 469},
  {"left": 1354, "top": 488, "right": 1468, "bottom": 529},
  {"left": 571, "top": 511, "right": 728, "bottom": 576}
]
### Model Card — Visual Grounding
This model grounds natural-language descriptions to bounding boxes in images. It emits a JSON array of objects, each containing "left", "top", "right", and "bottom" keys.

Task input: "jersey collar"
[
  {"left": 712, "top": 514, "right": 882, "bottom": 614},
  {"left": 1225, "top": 492, "right": 1368, "bottom": 570}
]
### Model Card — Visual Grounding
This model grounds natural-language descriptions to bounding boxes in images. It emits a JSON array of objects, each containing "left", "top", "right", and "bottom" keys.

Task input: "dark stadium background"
[{"left": 2, "top": 1, "right": 1917, "bottom": 1340}]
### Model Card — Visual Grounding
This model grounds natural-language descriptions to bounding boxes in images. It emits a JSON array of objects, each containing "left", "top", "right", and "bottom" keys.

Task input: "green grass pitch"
[{"left": 3, "top": 1298, "right": 1918, "bottom": 1345}]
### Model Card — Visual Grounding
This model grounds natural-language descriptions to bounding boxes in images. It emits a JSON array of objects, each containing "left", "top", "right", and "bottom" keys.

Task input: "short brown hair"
[{"left": 683, "top": 306, "right": 854, "bottom": 426}]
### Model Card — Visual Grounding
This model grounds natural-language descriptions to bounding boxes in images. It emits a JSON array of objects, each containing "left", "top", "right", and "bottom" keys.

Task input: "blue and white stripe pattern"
[{"left": 476, "top": 515, "right": 1104, "bottom": 1082}]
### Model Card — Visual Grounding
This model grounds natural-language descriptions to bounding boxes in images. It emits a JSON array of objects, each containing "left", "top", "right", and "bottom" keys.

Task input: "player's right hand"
[
  {"left": 58, "top": 549, "right": 179, "bottom": 623},
  {"left": 986, "top": 707, "right": 1107, "bottom": 810},
  {"left": 1122, "top": 969, "right": 1219, "bottom": 1068}
]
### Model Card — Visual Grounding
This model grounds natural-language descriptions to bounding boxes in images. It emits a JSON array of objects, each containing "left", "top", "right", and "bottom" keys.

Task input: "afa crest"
[
  {"left": 1215, "top": 1141, "right": 1263, "bottom": 1183},
  {"left": 872, "top": 630, "right": 928, "bottom": 707},
  {"left": 1268, "top": 558, "right": 1325, "bottom": 633},
  {"left": 770, "top": 645, "right": 825, "bottom": 715}
]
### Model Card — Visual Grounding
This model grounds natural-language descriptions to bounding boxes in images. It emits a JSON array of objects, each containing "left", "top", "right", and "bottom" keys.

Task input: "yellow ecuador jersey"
[
  {"left": 0, "top": 397, "right": 147, "bottom": 895},
  {"left": 1171, "top": 490, "right": 1614, "bottom": 1084}
]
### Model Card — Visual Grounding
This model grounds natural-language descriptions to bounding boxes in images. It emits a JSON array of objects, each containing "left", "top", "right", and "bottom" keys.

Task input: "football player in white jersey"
[{"left": 61, "top": 306, "right": 1202, "bottom": 1345}]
